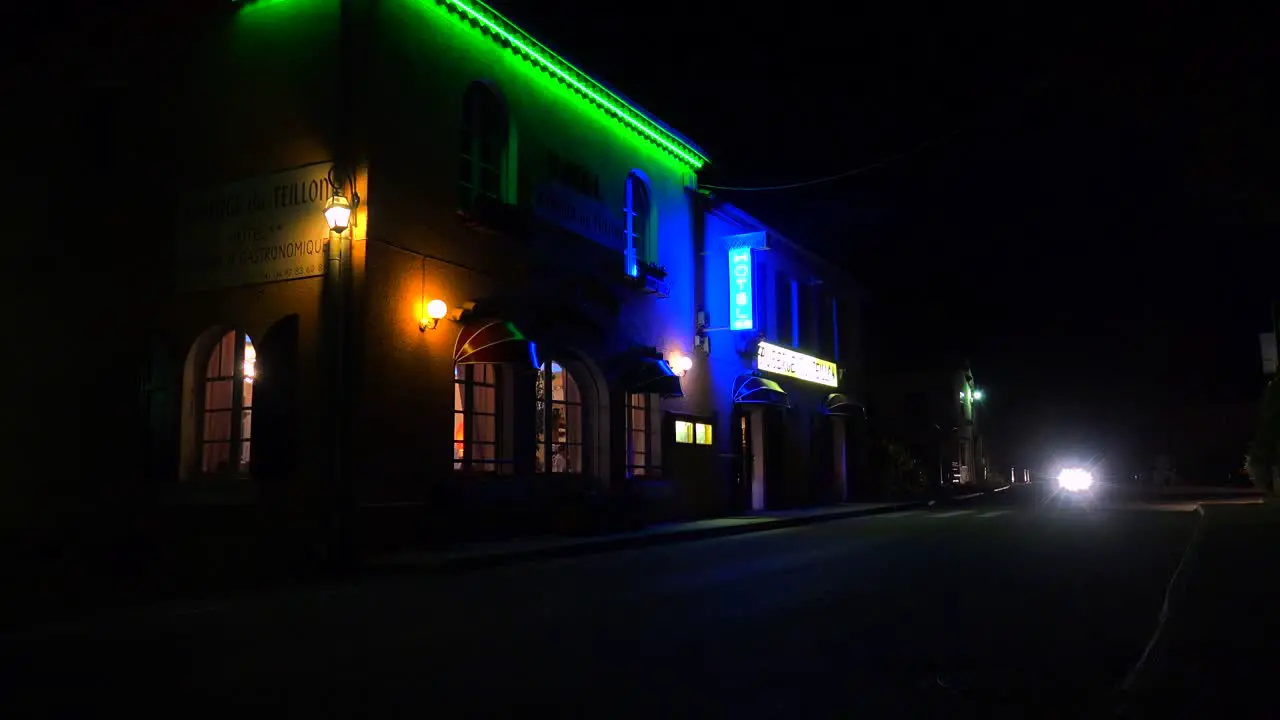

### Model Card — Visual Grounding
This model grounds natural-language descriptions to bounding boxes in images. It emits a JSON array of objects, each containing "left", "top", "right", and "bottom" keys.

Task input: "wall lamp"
[
  {"left": 324, "top": 168, "right": 361, "bottom": 234},
  {"left": 420, "top": 299, "right": 448, "bottom": 331},
  {"left": 669, "top": 352, "right": 694, "bottom": 377}
]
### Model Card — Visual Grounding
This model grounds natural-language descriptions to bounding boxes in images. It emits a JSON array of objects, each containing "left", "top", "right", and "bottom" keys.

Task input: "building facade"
[
  {"left": 867, "top": 366, "right": 987, "bottom": 492},
  {"left": 20, "top": 0, "right": 865, "bottom": 559}
]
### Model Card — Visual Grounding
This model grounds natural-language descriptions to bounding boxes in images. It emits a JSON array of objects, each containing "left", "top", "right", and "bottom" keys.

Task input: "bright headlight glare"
[{"left": 1057, "top": 467, "right": 1094, "bottom": 492}]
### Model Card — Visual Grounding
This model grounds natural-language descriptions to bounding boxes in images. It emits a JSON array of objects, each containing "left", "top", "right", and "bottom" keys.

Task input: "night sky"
[
  {"left": 27, "top": 2, "right": 1274, "bottom": 475},
  {"left": 495, "top": 1, "right": 1278, "bottom": 474}
]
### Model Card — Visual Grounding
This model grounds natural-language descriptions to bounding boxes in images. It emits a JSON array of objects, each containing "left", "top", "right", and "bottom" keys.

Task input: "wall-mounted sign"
[
  {"left": 532, "top": 181, "right": 626, "bottom": 250},
  {"left": 728, "top": 248, "right": 754, "bottom": 330},
  {"left": 756, "top": 340, "right": 838, "bottom": 387},
  {"left": 175, "top": 162, "right": 335, "bottom": 292}
]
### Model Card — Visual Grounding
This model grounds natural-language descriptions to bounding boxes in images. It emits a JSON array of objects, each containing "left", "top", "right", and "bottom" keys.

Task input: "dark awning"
[
  {"left": 623, "top": 356, "right": 684, "bottom": 398},
  {"left": 733, "top": 375, "right": 789, "bottom": 407},
  {"left": 453, "top": 319, "right": 539, "bottom": 369},
  {"left": 825, "top": 393, "right": 864, "bottom": 417}
]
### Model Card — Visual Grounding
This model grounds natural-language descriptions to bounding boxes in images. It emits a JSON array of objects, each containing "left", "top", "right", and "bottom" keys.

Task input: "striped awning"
[
  {"left": 733, "top": 375, "right": 789, "bottom": 407},
  {"left": 453, "top": 319, "right": 538, "bottom": 369}
]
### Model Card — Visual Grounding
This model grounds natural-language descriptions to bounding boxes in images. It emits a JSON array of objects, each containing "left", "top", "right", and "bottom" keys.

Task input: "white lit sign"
[
  {"left": 756, "top": 341, "right": 838, "bottom": 387},
  {"left": 728, "top": 248, "right": 754, "bottom": 330}
]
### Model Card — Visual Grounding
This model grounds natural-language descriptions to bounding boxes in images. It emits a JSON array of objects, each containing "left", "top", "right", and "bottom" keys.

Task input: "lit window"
[
  {"left": 459, "top": 82, "right": 508, "bottom": 211},
  {"left": 625, "top": 392, "right": 650, "bottom": 476},
  {"left": 674, "top": 420, "right": 694, "bottom": 444},
  {"left": 675, "top": 420, "right": 712, "bottom": 445},
  {"left": 695, "top": 422, "right": 712, "bottom": 445},
  {"left": 200, "top": 330, "right": 254, "bottom": 476},
  {"left": 454, "top": 363, "right": 508, "bottom": 473},
  {"left": 624, "top": 172, "right": 651, "bottom": 265},
  {"left": 536, "top": 361, "right": 583, "bottom": 473}
]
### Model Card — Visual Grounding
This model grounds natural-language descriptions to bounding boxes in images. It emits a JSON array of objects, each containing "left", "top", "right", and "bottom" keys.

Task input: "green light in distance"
[{"left": 435, "top": 0, "right": 707, "bottom": 170}]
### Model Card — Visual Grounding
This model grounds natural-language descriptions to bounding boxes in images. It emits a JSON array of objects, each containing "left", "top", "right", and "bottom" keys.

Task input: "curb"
[{"left": 375, "top": 501, "right": 931, "bottom": 575}]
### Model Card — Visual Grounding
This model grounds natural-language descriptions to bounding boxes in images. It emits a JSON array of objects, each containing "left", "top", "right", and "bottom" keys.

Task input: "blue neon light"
[{"left": 728, "top": 248, "right": 754, "bottom": 331}]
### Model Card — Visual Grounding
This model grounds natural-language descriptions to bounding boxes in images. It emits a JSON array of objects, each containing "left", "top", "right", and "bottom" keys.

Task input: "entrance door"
[{"left": 749, "top": 408, "right": 767, "bottom": 510}]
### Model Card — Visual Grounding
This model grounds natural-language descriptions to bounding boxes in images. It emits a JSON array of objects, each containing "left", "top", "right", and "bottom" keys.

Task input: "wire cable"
[{"left": 700, "top": 129, "right": 963, "bottom": 192}]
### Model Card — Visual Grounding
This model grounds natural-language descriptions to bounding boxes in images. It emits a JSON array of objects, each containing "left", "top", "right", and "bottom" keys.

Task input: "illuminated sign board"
[
  {"left": 728, "top": 248, "right": 754, "bottom": 330},
  {"left": 756, "top": 341, "right": 838, "bottom": 387}
]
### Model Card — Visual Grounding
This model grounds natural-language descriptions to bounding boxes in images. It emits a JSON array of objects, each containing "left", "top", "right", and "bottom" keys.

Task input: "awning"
[
  {"left": 733, "top": 375, "right": 789, "bottom": 407},
  {"left": 453, "top": 319, "right": 539, "bottom": 369},
  {"left": 825, "top": 393, "right": 864, "bottom": 417},
  {"left": 622, "top": 356, "right": 684, "bottom": 398}
]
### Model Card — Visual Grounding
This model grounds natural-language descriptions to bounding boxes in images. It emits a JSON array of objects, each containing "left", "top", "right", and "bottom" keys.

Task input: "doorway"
[{"left": 831, "top": 415, "right": 848, "bottom": 502}]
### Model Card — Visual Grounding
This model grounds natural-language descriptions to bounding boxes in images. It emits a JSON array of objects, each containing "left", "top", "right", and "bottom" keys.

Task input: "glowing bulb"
[
  {"left": 243, "top": 342, "right": 256, "bottom": 381},
  {"left": 324, "top": 193, "right": 352, "bottom": 233},
  {"left": 675, "top": 355, "right": 693, "bottom": 372},
  {"left": 427, "top": 299, "right": 448, "bottom": 320}
]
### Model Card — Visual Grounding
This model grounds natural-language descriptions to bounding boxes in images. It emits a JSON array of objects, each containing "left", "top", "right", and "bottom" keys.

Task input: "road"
[{"left": 2, "top": 485, "right": 1200, "bottom": 718}]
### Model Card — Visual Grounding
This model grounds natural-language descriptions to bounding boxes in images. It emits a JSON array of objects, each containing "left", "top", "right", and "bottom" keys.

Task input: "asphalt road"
[{"left": 2, "top": 485, "right": 1200, "bottom": 718}]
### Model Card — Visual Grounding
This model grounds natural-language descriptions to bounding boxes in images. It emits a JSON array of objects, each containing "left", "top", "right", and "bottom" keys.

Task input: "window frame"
[
  {"left": 197, "top": 330, "right": 253, "bottom": 478},
  {"left": 536, "top": 360, "right": 585, "bottom": 474},
  {"left": 624, "top": 172, "right": 651, "bottom": 264},
  {"left": 625, "top": 391, "right": 659, "bottom": 477},
  {"left": 458, "top": 82, "right": 508, "bottom": 211},
  {"left": 453, "top": 363, "right": 511, "bottom": 474}
]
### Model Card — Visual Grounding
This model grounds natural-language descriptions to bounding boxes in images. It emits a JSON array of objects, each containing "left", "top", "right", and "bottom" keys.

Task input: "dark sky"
[
  {"left": 30, "top": 2, "right": 1273, "bottom": 472},
  {"left": 495, "top": 1, "right": 1279, "bottom": 470}
]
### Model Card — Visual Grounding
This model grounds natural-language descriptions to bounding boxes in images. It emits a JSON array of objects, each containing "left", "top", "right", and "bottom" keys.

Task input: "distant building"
[{"left": 868, "top": 365, "right": 988, "bottom": 492}]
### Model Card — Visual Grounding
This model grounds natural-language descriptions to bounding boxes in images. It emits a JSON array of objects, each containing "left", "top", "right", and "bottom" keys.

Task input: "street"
[{"left": 2, "top": 485, "right": 1203, "bottom": 718}]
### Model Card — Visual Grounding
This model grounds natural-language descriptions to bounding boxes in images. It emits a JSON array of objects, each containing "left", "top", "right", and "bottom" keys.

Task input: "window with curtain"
[
  {"left": 200, "top": 330, "right": 254, "bottom": 476},
  {"left": 624, "top": 172, "right": 651, "bottom": 263},
  {"left": 625, "top": 392, "right": 651, "bottom": 477},
  {"left": 536, "top": 361, "right": 583, "bottom": 473},
  {"left": 458, "top": 82, "right": 508, "bottom": 211},
  {"left": 454, "top": 363, "right": 506, "bottom": 473}
]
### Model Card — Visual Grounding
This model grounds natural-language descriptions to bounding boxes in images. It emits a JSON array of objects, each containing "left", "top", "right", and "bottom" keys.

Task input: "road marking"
[
  {"left": 1119, "top": 504, "right": 1206, "bottom": 696},
  {"left": 976, "top": 510, "right": 1010, "bottom": 519},
  {"left": 931, "top": 510, "right": 970, "bottom": 518}
]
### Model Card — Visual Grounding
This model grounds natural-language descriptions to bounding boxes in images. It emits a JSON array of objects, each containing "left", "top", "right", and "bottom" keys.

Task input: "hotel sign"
[
  {"left": 176, "top": 162, "right": 335, "bottom": 292},
  {"left": 728, "top": 248, "right": 754, "bottom": 330},
  {"left": 756, "top": 341, "right": 838, "bottom": 387}
]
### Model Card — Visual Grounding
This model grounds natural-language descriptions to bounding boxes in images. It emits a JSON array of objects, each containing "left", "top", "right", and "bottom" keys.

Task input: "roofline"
[
  {"left": 707, "top": 197, "right": 858, "bottom": 288},
  {"left": 435, "top": 0, "right": 708, "bottom": 170}
]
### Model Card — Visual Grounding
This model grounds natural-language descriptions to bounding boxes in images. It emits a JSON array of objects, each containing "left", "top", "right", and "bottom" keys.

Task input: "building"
[
  {"left": 867, "top": 365, "right": 987, "bottom": 492},
  {"left": 691, "top": 199, "right": 868, "bottom": 515},
  {"left": 16, "top": 0, "right": 865, "bottom": 562}
]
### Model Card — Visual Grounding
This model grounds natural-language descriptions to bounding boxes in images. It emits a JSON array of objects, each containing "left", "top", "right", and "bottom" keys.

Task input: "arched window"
[
  {"left": 459, "top": 82, "right": 508, "bottom": 211},
  {"left": 624, "top": 172, "right": 651, "bottom": 267},
  {"left": 536, "top": 361, "right": 583, "bottom": 473},
  {"left": 454, "top": 363, "right": 509, "bottom": 473},
  {"left": 200, "top": 330, "right": 255, "bottom": 476}
]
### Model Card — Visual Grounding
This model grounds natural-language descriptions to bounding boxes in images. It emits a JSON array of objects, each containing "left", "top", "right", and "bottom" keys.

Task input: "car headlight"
[{"left": 1058, "top": 467, "right": 1094, "bottom": 492}]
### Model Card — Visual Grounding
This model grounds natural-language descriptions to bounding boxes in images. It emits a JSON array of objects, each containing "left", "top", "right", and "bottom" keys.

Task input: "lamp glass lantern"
[
  {"left": 324, "top": 191, "right": 353, "bottom": 233},
  {"left": 421, "top": 299, "right": 449, "bottom": 331}
]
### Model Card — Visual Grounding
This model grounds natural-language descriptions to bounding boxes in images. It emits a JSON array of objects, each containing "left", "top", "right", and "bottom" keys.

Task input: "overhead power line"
[{"left": 700, "top": 129, "right": 963, "bottom": 192}]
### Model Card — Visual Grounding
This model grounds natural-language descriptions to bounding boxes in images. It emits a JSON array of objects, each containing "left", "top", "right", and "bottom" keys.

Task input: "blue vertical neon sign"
[{"left": 728, "top": 248, "right": 754, "bottom": 330}]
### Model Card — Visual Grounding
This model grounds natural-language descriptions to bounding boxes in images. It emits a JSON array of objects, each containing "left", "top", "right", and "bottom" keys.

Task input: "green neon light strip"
[{"left": 436, "top": 0, "right": 707, "bottom": 170}]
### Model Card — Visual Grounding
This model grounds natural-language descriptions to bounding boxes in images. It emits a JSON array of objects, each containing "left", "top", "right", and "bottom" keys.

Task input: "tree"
[{"left": 870, "top": 436, "right": 929, "bottom": 499}]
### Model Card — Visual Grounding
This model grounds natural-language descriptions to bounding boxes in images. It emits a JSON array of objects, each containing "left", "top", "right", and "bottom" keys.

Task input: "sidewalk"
[
  {"left": 370, "top": 500, "right": 934, "bottom": 574},
  {"left": 1122, "top": 500, "right": 1280, "bottom": 716}
]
